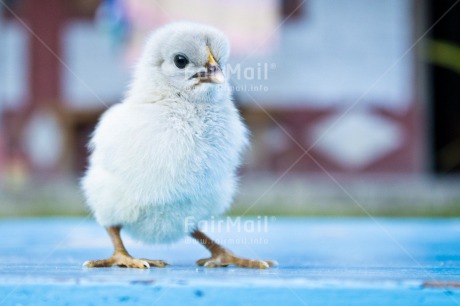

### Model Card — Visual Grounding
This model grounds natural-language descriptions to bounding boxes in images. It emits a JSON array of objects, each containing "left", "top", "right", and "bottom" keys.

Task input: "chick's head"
[{"left": 132, "top": 22, "right": 230, "bottom": 100}]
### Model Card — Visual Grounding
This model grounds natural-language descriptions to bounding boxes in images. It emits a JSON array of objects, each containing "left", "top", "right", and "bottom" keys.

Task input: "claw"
[
  {"left": 259, "top": 261, "right": 269, "bottom": 269},
  {"left": 204, "top": 261, "right": 218, "bottom": 268},
  {"left": 141, "top": 261, "right": 150, "bottom": 269},
  {"left": 82, "top": 260, "right": 91, "bottom": 268}
]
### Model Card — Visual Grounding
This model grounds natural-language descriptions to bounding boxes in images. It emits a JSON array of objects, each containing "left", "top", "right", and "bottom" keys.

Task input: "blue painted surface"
[{"left": 0, "top": 218, "right": 460, "bottom": 305}]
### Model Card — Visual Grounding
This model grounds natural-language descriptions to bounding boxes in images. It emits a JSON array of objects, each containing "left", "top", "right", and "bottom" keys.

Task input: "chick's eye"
[{"left": 174, "top": 54, "right": 189, "bottom": 69}]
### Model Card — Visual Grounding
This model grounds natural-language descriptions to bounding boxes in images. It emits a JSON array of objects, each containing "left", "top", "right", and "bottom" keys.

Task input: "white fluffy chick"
[{"left": 82, "top": 22, "right": 275, "bottom": 269}]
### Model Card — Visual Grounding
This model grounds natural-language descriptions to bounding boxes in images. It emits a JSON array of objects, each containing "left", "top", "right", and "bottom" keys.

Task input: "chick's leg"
[
  {"left": 191, "top": 229, "right": 276, "bottom": 269},
  {"left": 83, "top": 226, "right": 169, "bottom": 269}
]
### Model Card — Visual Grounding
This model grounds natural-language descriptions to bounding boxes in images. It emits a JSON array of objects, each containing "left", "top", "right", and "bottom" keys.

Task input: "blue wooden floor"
[{"left": 0, "top": 217, "right": 460, "bottom": 305}]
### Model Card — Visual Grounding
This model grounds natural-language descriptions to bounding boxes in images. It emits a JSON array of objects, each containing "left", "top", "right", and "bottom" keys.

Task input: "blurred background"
[{"left": 0, "top": 0, "right": 459, "bottom": 217}]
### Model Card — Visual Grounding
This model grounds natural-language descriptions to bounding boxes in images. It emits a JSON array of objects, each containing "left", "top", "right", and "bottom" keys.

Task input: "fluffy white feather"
[{"left": 81, "top": 22, "right": 249, "bottom": 244}]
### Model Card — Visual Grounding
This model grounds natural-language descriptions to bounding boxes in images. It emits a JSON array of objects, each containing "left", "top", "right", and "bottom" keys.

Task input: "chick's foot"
[
  {"left": 192, "top": 229, "right": 277, "bottom": 269},
  {"left": 196, "top": 249, "right": 277, "bottom": 269},
  {"left": 83, "top": 252, "right": 169, "bottom": 269},
  {"left": 83, "top": 226, "right": 170, "bottom": 269}
]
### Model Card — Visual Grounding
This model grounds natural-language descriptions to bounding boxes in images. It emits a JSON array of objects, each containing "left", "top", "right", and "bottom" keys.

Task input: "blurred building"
[{"left": 0, "top": 0, "right": 459, "bottom": 182}]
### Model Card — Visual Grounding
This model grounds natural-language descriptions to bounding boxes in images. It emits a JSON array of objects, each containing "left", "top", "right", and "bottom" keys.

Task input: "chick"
[{"left": 82, "top": 22, "right": 275, "bottom": 269}]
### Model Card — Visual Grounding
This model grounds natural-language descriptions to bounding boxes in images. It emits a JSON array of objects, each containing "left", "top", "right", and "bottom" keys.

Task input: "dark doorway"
[{"left": 428, "top": 0, "right": 460, "bottom": 173}]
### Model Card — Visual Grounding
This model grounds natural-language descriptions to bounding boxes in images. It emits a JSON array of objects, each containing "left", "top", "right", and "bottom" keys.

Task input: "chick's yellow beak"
[
  {"left": 203, "top": 47, "right": 225, "bottom": 84},
  {"left": 189, "top": 47, "right": 225, "bottom": 84}
]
